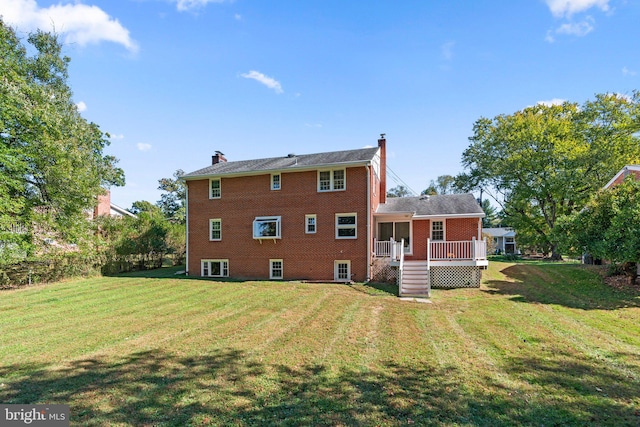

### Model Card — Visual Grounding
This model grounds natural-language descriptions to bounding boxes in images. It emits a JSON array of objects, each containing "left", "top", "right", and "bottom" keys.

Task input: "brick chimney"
[
  {"left": 212, "top": 150, "right": 227, "bottom": 165},
  {"left": 378, "top": 134, "right": 387, "bottom": 204},
  {"left": 94, "top": 190, "right": 111, "bottom": 218}
]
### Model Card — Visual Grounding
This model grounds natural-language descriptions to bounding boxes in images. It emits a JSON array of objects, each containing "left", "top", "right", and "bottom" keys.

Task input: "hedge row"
[{"left": 0, "top": 252, "right": 102, "bottom": 289}]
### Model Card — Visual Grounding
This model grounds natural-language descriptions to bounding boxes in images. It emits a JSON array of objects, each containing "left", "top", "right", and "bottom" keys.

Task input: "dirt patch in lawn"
[{"left": 604, "top": 274, "right": 640, "bottom": 291}]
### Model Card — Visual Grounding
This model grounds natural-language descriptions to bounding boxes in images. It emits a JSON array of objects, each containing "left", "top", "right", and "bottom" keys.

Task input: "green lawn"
[{"left": 1, "top": 262, "right": 639, "bottom": 426}]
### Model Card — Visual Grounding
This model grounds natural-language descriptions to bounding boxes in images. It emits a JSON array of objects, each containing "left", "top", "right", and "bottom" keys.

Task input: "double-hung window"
[
  {"left": 318, "top": 169, "right": 346, "bottom": 192},
  {"left": 210, "top": 178, "right": 221, "bottom": 199},
  {"left": 253, "top": 216, "right": 282, "bottom": 239},
  {"left": 305, "top": 214, "right": 316, "bottom": 234},
  {"left": 271, "top": 174, "right": 281, "bottom": 191},
  {"left": 210, "top": 218, "right": 222, "bottom": 241},
  {"left": 431, "top": 221, "right": 444, "bottom": 241},
  {"left": 336, "top": 213, "right": 357, "bottom": 239},
  {"left": 202, "top": 260, "right": 229, "bottom": 277}
]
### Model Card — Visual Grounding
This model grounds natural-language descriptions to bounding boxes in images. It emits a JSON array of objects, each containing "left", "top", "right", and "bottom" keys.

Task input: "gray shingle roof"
[
  {"left": 183, "top": 147, "right": 380, "bottom": 178},
  {"left": 483, "top": 227, "right": 516, "bottom": 237},
  {"left": 377, "top": 194, "right": 484, "bottom": 217}
]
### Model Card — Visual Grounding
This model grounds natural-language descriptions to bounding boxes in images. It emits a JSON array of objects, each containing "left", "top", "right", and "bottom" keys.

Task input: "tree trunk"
[
  {"left": 550, "top": 244, "right": 563, "bottom": 261},
  {"left": 621, "top": 262, "right": 637, "bottom": 286}
]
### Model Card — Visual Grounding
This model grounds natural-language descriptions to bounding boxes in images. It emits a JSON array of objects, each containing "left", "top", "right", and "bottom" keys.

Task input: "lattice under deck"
[{"left": 430, "top": 266, "right": 481, "bottom": 288}]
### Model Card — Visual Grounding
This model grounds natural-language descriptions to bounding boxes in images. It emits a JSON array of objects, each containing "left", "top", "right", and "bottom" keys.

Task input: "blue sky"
[{"left": 1, "top": 0, "right": 639, "bottom": 208}]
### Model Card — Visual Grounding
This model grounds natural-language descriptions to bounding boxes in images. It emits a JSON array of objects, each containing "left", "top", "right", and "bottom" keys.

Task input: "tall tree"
[
  {"left": 480, "top": 199, "right": 499, "bottom": 228},
  {"left": 0, "top": 21, "right": 124, "bottom": 249},
  {"left": 157, "top": 169, "right": 186, "bottom": 223},
  {"left": 557, "top": 177, "right": 640, "bottom": 284},
  {"left": 387, "top": 185, "right": 412, "bottom": 198},
  {"left": 457, "top": 93, "right": 640, "bottom": 259},
  {"left": 422, "top": 174, "right": 459, "bottom": 195}
]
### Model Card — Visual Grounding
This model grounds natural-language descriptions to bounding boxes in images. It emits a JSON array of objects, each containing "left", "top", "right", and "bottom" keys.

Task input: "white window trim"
[
  {"left": 201, "top": 259, "right": 229, "bottom": 277},
  {"left": 335, "top": 213, "right": 357, "bottom": 239},
  {"left": 318, "top": 168, "right": 346, "bottom": 192},
  {"left": 209, "top": 218, "right": 222, "bottom": 241},
  {"left": 305, "top": 214, "right": 317, "bottom": 234},
  {"left": 431, "top": 220, "right": 445, "bottom": 241},
  {"left": 334, "top": 260, "right": 351, "bottom": 282},
  {"left": 270, "top": 259, "right": 283, "bottom": 279},
  {"left": 209, "top": 178, "right": 221, "bottom": 199},
  {"left": 271, "top": 173, "right": 281, "bottom": 191},
  {"left": 253, "top": 216, "right": 282, "bottom": 239}
]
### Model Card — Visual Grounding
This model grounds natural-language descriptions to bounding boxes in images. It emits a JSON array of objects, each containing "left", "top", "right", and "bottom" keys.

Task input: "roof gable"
[
  {"left": 604, "top": 165, "right": 640, "bottom": 189},
  {"left": 183, "top": 147, "right": 380, "bottom": 179}
]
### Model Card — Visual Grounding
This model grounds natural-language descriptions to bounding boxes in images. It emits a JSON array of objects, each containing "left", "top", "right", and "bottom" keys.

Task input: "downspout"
[
  {"left": 366, "top": 164, "right": 371, "bottom": 282},
  {"left": 185, "top": 182, "right": 189, "bottom": 276}
]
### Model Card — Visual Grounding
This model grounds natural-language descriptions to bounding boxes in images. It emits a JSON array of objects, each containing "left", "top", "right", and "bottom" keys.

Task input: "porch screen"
[{"left": 378, "top": 221, "right": 410, "bottom": 250}]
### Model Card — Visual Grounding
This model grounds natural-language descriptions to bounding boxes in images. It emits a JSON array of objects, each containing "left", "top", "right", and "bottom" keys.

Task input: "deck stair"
[{"left": 399, "top": 260, "right": 430, "bottom": 297}]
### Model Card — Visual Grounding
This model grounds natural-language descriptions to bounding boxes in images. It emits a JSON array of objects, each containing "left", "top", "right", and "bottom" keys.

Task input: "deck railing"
[
  {"left": 374, "top": 237, "right": 487, "bottom": 262},
  {"left": 429, "top": 238, "right": 487, "bottom": 261},
  {"left": 374, "top": 238, "right": 404, "bottom": 262}
]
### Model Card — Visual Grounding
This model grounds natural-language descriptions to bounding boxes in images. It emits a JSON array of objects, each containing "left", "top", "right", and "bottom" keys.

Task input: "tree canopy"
[
  {"left": 422, "top": 175, "right": 459, "bottom": 195},
  {"left": 387, "top": 185, "right": 412, "bottom": 198},
  {"left": 557, "top": 177, "right": 640, "bottom": 283},
  {"left": 157, "top": 169, "right": 186, "bottom": 223},
  {"left": 457, "top": 93, "right": 640, "bottom": 258},
  {"left": 0, "top": 21, "right": 124, "bottom": 250}
]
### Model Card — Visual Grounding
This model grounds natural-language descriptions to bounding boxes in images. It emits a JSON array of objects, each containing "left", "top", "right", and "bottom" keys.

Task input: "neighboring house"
[
  {"left": 603, "top": 165, "right": 640, "bottom": 189},
  {"left": 90, "top": 190, "right": 137, "bottom": 219},
  {"left": 603, "top": 165, "right": 640, "bottom": 278},
  {"left": 483, "top": 227, "right": 518, "bottom": 255},
  {"left": 182, "top": 136, "right": 487, "bottom": 297}
]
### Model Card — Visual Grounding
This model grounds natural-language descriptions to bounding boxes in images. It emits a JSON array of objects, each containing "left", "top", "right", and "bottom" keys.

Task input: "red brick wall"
[
  {"left": 405, "top": 219, "right": 429, "bottom": 261},
  {"left": 187, "top": 166, "right": 373, "bottom": 281},
  {"left": 446, "top": 218, "right": 481, "bottom": 241}
]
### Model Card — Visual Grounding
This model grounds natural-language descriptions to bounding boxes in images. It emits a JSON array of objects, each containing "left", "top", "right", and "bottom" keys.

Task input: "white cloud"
[
  {"left": 441, "top": 41, "right": 455, "bottom": 61},
  {"left": 545, "top": 30, "right": 556, "bottom": 43},
  {"left": 172, "top": 0, "right": 229, "bottom": 12},
  {"left": 546, "top": 16, "right": 595, "bottom": 42},
  {"left": 537, "top": 98, "right": 566, "bottom": 107},
  {"left": 75, "top": 101, "right": 87, "bottom": 112},
  {"left": 109, "top": 133, "right": 125, "bottom": 140},
  {"left": 137, "top": 143, "right": 152, "bottom": 152},
  {"left": 545, "top": 0, "right": 610, "bottom": 18},
  {"left": 241, "top": 70, "right": 283, "bottom": 94},
  {"left": 0, "top": 0, "right": 138, "bottom": 52},
  {"left": 622, "top": 66, "right": 637, "bottom": 76},
  {"left": 555, "top": 18, "right": 594, "bottom": 36},
  {"left": 234, "top": 13, "right": 242, "bottom": 21}
]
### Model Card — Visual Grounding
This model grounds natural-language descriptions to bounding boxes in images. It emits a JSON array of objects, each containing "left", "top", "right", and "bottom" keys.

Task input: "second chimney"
[{"left": 212, "top": 150, "right": 227, "bottom": 165}]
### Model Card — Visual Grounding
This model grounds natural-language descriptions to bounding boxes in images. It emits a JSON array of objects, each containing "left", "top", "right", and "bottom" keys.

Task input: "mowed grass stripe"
[{"left": 1, "top": 263, "right": 639, "bottom": 426}]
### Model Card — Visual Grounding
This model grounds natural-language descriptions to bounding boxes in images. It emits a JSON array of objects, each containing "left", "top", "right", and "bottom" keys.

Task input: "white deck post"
[{"left": 472, "top": 236, "right": 476, "bottom": 260}]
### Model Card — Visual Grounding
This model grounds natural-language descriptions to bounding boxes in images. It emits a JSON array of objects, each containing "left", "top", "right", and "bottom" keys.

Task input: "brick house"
[
  {"left": 604, "top": 165, "right": 640, "bottom": 189},
  {"left": 182, "top": 136, "right": 487, "bottom": 296}
]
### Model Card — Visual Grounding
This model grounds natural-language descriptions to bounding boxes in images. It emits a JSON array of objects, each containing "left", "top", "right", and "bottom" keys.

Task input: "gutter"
[{"left": 366, "top": 165, "right": 371, "bottom": 282}]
